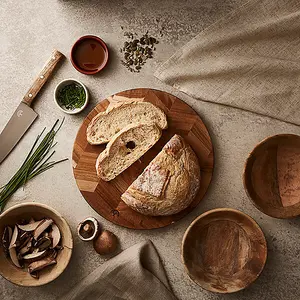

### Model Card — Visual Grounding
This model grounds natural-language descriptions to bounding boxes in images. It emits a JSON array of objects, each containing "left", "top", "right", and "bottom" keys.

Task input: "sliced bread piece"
[
  {"left": 96, "top": 123, "right": 162, "bottom": 181},
  {"left": 87, "top": 101, "right": 168, "bottom": 145},
  {"left": 121, "top": 135, "right": 200, "bottom": 216}
]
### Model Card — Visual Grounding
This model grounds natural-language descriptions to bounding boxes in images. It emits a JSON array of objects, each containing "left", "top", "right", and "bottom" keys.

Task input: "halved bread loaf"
[
  {"left": 96, "top": 123, "right": 162, "bottom": 181},
  {"left": 87, "top": 101, "right": 167, "bottom": 145},
  {"left": 121, "top": 135, "right": 200, "bottom": 216}
]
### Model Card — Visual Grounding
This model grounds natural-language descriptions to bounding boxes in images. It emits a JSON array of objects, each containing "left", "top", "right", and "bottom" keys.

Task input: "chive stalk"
[
  {"left": 0, "top": 119, "right": 68, "bottom": 212},
  {"left": 57, "top": 83, "right": 86, "bottom": 110}
]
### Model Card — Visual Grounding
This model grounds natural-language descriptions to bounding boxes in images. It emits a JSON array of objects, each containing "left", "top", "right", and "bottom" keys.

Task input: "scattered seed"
[{"left": 120, "top": 30, "right": 159, "bottom": 73}]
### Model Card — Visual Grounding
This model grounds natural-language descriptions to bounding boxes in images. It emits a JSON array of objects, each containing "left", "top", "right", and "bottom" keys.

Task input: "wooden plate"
[
  {"left": 182, "top": 208, "right": 267, "bottom": 293},
  {"left": 72, "top": 88, "right": 214, "bottom": 229},
  {"left": 244, "top": 134, "right": 300, "bottom": 218}
]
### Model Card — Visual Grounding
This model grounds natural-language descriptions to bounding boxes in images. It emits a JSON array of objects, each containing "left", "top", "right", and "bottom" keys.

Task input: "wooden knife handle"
[{"left": 22, "top": 50, "right": 64, "bottom": 106}]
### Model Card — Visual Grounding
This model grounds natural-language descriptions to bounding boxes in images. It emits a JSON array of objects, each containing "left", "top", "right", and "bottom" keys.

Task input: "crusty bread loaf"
[
  {"left": 87, "top": 101, "right": 167, "bottom": 145},
  {"left": 121, "top": 135, "right": 200, "bottom": 216},
  {"left": 106, "top": 95, "right": 144, "bottom": 110},
  {"left": 96, "top": 123, "right": 162, "bottom": 181}
]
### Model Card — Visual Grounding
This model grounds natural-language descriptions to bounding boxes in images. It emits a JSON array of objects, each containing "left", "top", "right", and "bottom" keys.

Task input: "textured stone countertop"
[{"left": 1, "top": 1, "right": 300, "bottom": 299}]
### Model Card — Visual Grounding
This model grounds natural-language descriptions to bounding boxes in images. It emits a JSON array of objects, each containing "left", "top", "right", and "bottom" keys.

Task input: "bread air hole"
[{"left": 126, "top": 141, "right": 136, "bottom": 150}]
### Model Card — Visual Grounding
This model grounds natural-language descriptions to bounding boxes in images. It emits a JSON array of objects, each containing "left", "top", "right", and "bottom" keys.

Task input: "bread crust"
[
  {"left": 121, "top": 135, "right": 201, "bottom": 216},
  {"left": 87, "top": 100, "right": 168, "bottom": 145}
]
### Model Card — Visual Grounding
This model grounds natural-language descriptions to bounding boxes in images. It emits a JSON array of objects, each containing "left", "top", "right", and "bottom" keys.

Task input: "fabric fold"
[
  {"left": 155, "top": 0, "right": 300, "bottom": 126},
  {"left": 59, "top": 240, "right": 177, "bottom": 300}
]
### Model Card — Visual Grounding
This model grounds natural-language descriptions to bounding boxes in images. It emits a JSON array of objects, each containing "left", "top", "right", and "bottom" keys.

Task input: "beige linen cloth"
[
  {"left": 155, "top": 0, "right": 300, "bottom": 126},
  {"left": 59, "top": 240, "right": 177, "bottom": 300}
]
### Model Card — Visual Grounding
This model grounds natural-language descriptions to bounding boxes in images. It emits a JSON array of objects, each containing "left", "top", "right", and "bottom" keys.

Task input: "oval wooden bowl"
[
  {"left": 182, "top": 208, "right": 267, "bottom": 293},
  {"left": 72, "top": 88, "right": 214, "bottom": 229},
  {"left": 0, "top": 203, "right": 73, "bottom": 286},
  {"left": 244, "top": 134, "right": 300, "bottom": 218}
]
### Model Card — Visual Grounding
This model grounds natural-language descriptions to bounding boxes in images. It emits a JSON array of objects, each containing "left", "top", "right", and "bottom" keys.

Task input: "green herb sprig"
[
  {"left": 57, "top": 83, "right": 86, "bottom": 110},
  {"left": 0, "top": 119, "right": 68, "bottom": 212}
]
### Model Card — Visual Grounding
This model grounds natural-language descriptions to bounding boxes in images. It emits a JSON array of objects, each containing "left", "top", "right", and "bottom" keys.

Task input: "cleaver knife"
[{"left": 0, "top": 50, "right": 64, "bottom": 164}]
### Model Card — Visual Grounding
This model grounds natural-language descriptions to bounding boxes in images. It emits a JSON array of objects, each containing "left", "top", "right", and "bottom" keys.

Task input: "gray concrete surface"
[{"left": 1, "top": 0, "right": 300, "bottom": 299}]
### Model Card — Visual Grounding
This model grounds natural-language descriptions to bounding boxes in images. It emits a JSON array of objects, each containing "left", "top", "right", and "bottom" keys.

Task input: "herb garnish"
[
  {"left": 120, "top": 31, "right": 159, "bottom": 73},
  {"left": 57, "top": 83, "right": 86, "bottom": 110},
  {"left": 0, "top": 119, "right": 68, "bottom": 212}
]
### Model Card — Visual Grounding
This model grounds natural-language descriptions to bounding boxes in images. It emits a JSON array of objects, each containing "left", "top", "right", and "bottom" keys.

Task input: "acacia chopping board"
[{"left": 72, "top": 88, "right": 214, "bottom": 229}]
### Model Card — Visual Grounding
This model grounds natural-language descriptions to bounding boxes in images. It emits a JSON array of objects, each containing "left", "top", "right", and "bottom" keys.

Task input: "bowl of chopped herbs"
[{"left": 54, "top": 79, "right": 88, "bottom": 114}]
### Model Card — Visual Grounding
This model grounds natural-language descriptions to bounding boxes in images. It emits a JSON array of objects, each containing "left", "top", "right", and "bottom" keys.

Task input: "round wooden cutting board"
[{"left": 72, "top": 88, "right": 214, "bottom": 229}]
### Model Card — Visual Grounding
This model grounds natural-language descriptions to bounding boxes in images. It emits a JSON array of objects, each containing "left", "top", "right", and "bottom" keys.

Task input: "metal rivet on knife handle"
[{"left": 22, "top": 50, "right": 64, "bottom": 107}]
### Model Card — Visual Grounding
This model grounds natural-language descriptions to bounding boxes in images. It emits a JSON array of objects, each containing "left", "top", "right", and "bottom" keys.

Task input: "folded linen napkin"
[
  {"left": 59, "top": 240, "right": 177, "bottom": 300},
  {"left": 155, "top": 0, "right": 300, "bottom": 126}
]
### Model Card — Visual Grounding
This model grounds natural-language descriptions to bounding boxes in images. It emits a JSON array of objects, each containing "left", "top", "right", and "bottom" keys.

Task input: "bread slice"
[
  {"left": 121, "top": 135, "right": 200, "bottom": 216},
  {"left": 96, "top": 123, "right": 162, "bottom": 181},
  {"left": 87, "top": 101, "right": 167, "bottom": 145}
]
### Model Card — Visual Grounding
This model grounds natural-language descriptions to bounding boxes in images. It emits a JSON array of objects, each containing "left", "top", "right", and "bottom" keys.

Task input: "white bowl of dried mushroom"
[{"left": 0, "top": 202, "right": 73, "bottom": 286}]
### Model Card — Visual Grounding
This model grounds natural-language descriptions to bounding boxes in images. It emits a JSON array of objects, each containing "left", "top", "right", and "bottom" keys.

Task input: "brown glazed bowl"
[
  {"left": 182, "top": 208, "right": 267, "bottom": 293},
  {"left": 0, "top": 202, "right": 73, "bottom": 286},
  {"left": 71, "top": 35, "right": 109, "bottom": 75},
  {"left": 244, "top": 134, "right": 300, "bottom": 218}
]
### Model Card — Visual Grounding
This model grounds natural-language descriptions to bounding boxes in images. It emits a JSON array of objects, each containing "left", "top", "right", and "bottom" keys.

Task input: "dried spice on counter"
[{"left": 120, "top": 31, "right": 159, "bottom": 73}]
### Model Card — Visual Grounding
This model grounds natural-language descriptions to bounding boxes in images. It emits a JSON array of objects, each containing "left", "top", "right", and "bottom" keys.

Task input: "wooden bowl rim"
[
  {"left": 0, "top": 202, "right": 73, "bottom": 287},
  {"left": 181, "top": 208, "right": 267, "bottom": 294},
  {"left": 243, "top": 133, "right": 300, "bottom": 219}
]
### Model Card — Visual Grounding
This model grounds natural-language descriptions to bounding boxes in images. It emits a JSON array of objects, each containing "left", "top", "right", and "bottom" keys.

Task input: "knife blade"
[{"left": 0, "top": 50, "right": 64, "bottom": 164}]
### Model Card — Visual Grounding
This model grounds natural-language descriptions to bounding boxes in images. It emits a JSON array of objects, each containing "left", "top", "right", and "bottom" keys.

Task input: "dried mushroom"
[
  {"left": 9, "top": 247, "right": 21, "bottom": 268},
  {"left": 2, "top": 226, "right": 12, "bottom": 256},
  {"left": 19, "top": 239, "right": 32, "bottom": 255},
  {"left": 30, "top": 272, "right": 39, "bottom": 279},
  {"left": 23, "top": 250, "right": 47, "bottom": 261},
  {"left": 29, "top": 217, "right": 35, "bottom": 224},
  {"left": 77, "top": 217, "right": 99, "bottom": 241},
  {"left": 18, "top": 220, "right": 42, "bottom": 232},
  {"left": 33, "top": 219, "right": 53, "bottom": 240},
  {"left": 50, "top": 224, "right": 61, "bottom": 248},
  {"left": 17, "top": 234, "right": 31, "bottom": 250},
  {"left": 28, "top": 257, "right": 56, "bottom": 274},
  {"left": 93, "top": 230, "right": 118, "bottom": 255},
  {"left": 36, "top": 237, "right": 52, "bottom": 251},
  {"left": 9, "top": 225, "right": 19, "bottom": 248},
  {"left": 8, "top": 226, "right": 21, "bottom": 268},
  {"left": 1, "top": 218, "right": 62, "bottom": 278}
]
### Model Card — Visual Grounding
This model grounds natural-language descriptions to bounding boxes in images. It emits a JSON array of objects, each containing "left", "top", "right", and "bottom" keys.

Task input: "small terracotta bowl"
[
  {"left": 182, "top": 208, "right": 267, "bottom": 293},
  {"left": 71, "top": 35, "right": 109, "bottom": 75},
  {"left": 0, "top": 203, "right": 73, "bottom": 286},
  {"left": 244, "top": 134, "right": 300, "bottom": 218}
]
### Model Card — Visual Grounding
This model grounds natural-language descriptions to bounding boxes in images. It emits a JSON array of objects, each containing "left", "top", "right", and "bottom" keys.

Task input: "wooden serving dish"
[
  {"left": 0, "top": 203, "right": 73, "bottom": 286},
  {"left": 182, "top": 208, "right": 267, "bottom": 293},
  {"left": 244, "top": 134, "right": 300, "bottom": 218},
  {"left": 72, "top": 88, "right": 214, "bottom": 230}
]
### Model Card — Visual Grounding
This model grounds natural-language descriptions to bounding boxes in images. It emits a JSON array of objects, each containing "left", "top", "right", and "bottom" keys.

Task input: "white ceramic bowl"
[{"left": 54, "top": 78, "right": 89, "bottom": 114}]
